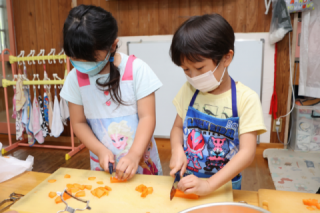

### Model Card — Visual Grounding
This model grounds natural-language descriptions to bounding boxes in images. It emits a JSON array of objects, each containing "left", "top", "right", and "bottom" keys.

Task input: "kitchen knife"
[{"left": 170, "top": 171, "right": 181, "bottom": 201}]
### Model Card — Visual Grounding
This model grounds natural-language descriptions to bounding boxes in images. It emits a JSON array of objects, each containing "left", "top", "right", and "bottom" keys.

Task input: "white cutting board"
[{"left": 11, "top": 168, "right": 233, "bottom": 213}]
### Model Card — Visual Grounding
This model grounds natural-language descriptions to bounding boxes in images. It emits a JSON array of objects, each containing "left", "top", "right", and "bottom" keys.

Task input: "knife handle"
[{"left": 108, "top": 162, "right": 113, "bottom": 175}]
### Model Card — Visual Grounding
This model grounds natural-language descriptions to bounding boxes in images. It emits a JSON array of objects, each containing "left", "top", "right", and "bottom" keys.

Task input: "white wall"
[{"left": 118, "top": 33, "right": 275, "bottom": 143}]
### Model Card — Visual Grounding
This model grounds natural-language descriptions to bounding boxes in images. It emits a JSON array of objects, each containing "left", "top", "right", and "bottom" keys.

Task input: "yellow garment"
[
  {"left": 173, "top": 81, "right": 267, "bottom": 136},
  {"left": 15, "top": 77, "right": 26, "bottom": 111}
]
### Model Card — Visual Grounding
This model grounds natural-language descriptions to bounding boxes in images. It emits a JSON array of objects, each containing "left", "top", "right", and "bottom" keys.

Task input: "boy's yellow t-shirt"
[{"left": 173, "top": 81, "right": 267, "bottom": 136}]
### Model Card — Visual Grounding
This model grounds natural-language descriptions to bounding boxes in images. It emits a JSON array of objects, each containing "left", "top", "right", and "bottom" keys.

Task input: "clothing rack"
[{"left": 1, "top": 48, "right": 85, "bottom": 160}]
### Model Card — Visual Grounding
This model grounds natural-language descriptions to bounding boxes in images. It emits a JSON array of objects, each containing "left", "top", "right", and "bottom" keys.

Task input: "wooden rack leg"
[{"left": 65, "top": 124, "right": 86, "bottom": 160}]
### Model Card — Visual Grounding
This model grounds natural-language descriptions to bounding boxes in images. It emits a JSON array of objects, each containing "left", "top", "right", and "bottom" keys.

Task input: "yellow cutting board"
[
  {"left": 259, "top": 189, "right": 320, "bottom": 213},
  {"left": 11, "top": 168, "right": 233, "bottom": 213}
]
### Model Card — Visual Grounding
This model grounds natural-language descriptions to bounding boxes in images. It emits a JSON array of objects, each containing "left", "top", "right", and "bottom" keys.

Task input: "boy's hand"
[
  {"left": 177, "top": 175, "right": 213, "bottom": 196},
  {"left": 169, "top": 146, "right": 188, "bottom": 178},
  {"left": 116, "top": 152, "right": 139, "bottom": 180},
  {"left": 98, "top": 148, "right": 115, "bottom": 173}
]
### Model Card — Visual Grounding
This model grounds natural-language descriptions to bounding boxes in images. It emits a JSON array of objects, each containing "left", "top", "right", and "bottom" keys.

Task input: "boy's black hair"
[
  {"left": 63, "top": 5, "right": 125, "bottom": 105},
  {"left": 170, "top": 14, "right": 235, "bottom": 66}
]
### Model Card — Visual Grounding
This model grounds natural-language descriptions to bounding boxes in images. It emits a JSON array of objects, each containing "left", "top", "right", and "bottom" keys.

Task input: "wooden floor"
[{"left": 1, "top": 134, "right": 283, "bottom": 191}]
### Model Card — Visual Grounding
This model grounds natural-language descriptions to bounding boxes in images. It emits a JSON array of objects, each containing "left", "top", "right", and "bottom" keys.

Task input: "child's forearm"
[
  {"left": 207, "top": 148, "right": 255, "bottom": 191},
  {"left": 128, "top": 115, "right": 155, "bottom": 159},
  {"left": 72, "top": 122, "right": 109, "bottom": 157},
  {"left": 170, "top": 126, "right": 184, "bottom": 150}
]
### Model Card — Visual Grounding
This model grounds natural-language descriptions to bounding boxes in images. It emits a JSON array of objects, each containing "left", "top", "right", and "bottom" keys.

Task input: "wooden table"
[{"left": 0, "top": 171, "right": 259, "bottom": 211}]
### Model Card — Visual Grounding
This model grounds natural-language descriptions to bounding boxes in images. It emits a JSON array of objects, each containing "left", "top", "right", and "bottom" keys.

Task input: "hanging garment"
[
  {"left": 299, "top": 0, "right": 320, "bottom": 98},
  {"left": 21, "top": 90, "right": 28, "bottom": 129},
  {"left": 32, "top": 90, "right": 44, "bottom": 144},
  {"left": 38, "top": 89, "right": 49, "bottom": 137},
  {"left": 26, "top": 88, "right": 35, "bottom": 145},
  {"left": 47, "top": 88, "right": 54, "bottom": 130},
  {"left": 51, "top": 89, "right": 64, "bottom": 137},
  {"left": 182, "top": 77, "right": 241, "bottom": 189},
  {"left": 43, "top": 91, "right": 49, "bottom": 123},
  {"left": 15, "top": 109, "right": 23, "bottom": 141},
  {"left": 12, "top": 88, "right": 16, "bottom": 119},
  {"left": 15, "top": 77, "right": 26, "bottom": 111},
  {"left": 60, "top": 97, "right": 69, "bottom": 126}
]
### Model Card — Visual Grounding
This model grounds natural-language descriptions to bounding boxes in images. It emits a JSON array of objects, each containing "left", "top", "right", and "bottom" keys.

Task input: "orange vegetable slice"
[
  {"left": 110, "top": 177, "right": 127, "bottom": 183},
  {"left": 79, "top": 185, "right": 85, "bottom": 190},
  {"left": 73, "top": 183, "right": 81, "bottom": 189},
  {"left": 96, "top": 189, "right": 105, "bottom": 198},
  {"left": 135, "top": 184, "right": 147, "bottom": 192},
  {"left": 97, "top": 181, "right": 104, "bottom": 185},
  {"left": 86, "top": 185, "right": 92, "bottom": 190},
  {"left": 98, "top": 187, "right": 109, "bottom": 195},
  {"left": 75, "top": 191, "right": 86, "bottom": 197},
  {"left": 174, "top": 189, "right": 199, "bottom": 199},
  {"left": 70, "top": 188, "right": 80, "bottom": 193},
  {"left": 147, "top": 187, "right": 153, "bottom": 194},
  {"left": 310, "top": 199, "right": 318, "bottom": 206},
  {"left": 316, "top": 203, "right": 320, "bottom": 210},
  {"left": 91, "top": 189, "right": 96, "bottom": 196},
  {"left": 105, "top": 186, "right": 112, "bottom": 191},
  {"left": 55, "top": 196, "right": 62, "bottom": 204},
  {"left": 88, "top": 177, "right": 96, "bottom": 181},
  {"left": 66, "top": 184, "right": 74, "bottom": 189},
  {"left": 63, "top": 189, "right": 72, "bottom": 200},
  {"left": 307, "top": 206, "right": 315, "bottom": 211},
  {"left": 49, "top": 192, "right": 57, "bottom": 198},
  {"left": 64, "top": 174, "right": 71, "bottom": 178},
  {"left": 141, "top": 188, "right": 148, "bottom": 198},
  {"left": 48, "top": 179, "right": 56, "bottom": 183}
]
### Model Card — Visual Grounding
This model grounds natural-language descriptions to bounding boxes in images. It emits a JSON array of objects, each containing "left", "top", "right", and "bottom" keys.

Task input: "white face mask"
[{"left": 185, "top": 63, "right": 227, "bottom": 93}]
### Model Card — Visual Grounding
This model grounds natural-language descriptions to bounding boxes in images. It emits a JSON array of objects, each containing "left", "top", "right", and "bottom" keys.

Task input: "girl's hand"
[
  {"left": 97, "top": 148, "right": 115, "bottom": 173},
  {"left": 116, "top": 152, "right": 139, "bottom": 180},
  {"left": 178, "top": 175, "right": 213, "bottom": 196},
  {"left": 169, "top": 146, "right": 188, "bottom": 178}
]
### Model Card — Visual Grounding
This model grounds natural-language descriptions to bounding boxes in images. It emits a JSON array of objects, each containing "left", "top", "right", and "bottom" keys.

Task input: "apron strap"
[
  {"left": 189, "top": 90, "right": 200, "bottom": 107},
  {"left": 231, "top": 77, "right": 238, "bottom": 117}
]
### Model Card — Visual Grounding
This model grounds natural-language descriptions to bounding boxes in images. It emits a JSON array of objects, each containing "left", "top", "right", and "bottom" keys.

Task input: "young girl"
[
  {"left": 169, "top": 14, "right": 267, "bottom": 195},
  {"left": 60, "top": 5, "right": 163, "bottom": 179}
]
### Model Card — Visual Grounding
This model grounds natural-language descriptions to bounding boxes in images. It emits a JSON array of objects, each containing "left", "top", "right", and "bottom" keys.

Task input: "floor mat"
[{"left": 264, "top": 149, "right": 320, "bottom": 193}]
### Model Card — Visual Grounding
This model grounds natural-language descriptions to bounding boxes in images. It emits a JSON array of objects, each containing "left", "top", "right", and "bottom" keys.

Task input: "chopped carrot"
[
  {"left": 55, "top": 196, "right": 62, "bottom": 204},
  {"left": 141, "top": 188, "right": 148, "bottom": 198},
  {"left": 96, "top": 189, "right": 105, "bottom": 198},
  {"left": 70, "top": 188, "right": 80, "bottom": 193},
  {"left": 174, "top": 189, "right": 199, "bottom": 199},
  {"left": 79, "top": 185, "right": 85, "bottom": 190},
  {"left": 97, "top": 181, "right": 104, "bottom": 185},
  {"left": 73, "top": 183, "right": 81, "bottom": 189},
  {"left": 75, "top": 191, "right": 86, "bottom": 197},
  {"left": 88, "top": 177, "right": 96, "bottom": 181},
  {"left": 147, "top": 187, "right": 153, "bottom": 194},
  {"left": 303, "top": 199, "right": 311, "bottom": 206},
  {"left": 135, "top": 184, "right": 147, "bottom": 192},
  {"left": 307, "top": 206, "right": 315, "bottom": 211},
  {"left": 86, "top": 185, "right": 92, "bottom": 190},
  {"left": 91, "top": 190, "right": 96, "bottom": 197},
  {"left": 49, "top": 192, "right": 57, "bottom": 198},
  {"left": 310, "top": 199, "right": 318, "bottom": 206},
  {"left": 316, "top": 203, "right": 320, "bottom": 210},
  {"left": 64, "top": 174, "right": 71, "bottom": 178},
  {"left": 98, "top": 187, "right": 109, "bottom": 195},
  {"left": 48, "top": 179, "right": 56, "bottom": 183},
  {"left": 66, "top": 184, "right": 74, "bottom": 189},
  {"left": 63, "top": 190, "right": 72, "bottom": 200},
  {"left": 105, "top": 186, "right": 112, "bottom": 191},
  {"left": 110, "top": 177, "right": 127, "bottom": 183}
]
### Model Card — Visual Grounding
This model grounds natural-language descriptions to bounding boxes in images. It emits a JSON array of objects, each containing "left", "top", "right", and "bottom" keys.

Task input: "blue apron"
[{"left": 183, "top": 77, "right": 241, "bottom": 189}]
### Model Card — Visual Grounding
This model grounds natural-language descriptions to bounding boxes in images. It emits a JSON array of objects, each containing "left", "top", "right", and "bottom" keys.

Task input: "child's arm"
[
  {"left": 69, "top": 102, "right": 115, "bottom": 171},
  {"left": 178, "top": 131, "right": 257, "bottom": 196},
  {"left": 169, "top": 114, "right": 188, "bottom": 178},
  {"left": 115, "top": 93, "right": 156, "bottom": 180}
]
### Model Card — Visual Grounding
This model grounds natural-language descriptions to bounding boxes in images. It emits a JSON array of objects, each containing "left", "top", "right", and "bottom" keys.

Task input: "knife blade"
[{"left": 170, "top": 171, "right": 181, "bottom": 200}]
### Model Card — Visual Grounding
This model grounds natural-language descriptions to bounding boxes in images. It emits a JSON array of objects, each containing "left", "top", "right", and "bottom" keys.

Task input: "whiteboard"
[{"left": 128, "top": 40, "right": 264, "bottom": 138}]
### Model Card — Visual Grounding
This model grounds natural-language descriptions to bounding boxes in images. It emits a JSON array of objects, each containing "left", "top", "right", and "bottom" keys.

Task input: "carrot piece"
[
  {"left": 73, "top": 183, "right": 81, "bottom": 189},
  {"left": 307, "top": 206, "right": 315, "bottom": 211},
  {"left": 70, "top": 188, "right": 80, "bottom": 193},
  {"left": 110, "top": 177, "right": 127, "bottom": 183},
  {"left": 98, "top": 187, "right": 109, "bottom": 195},
  {"left": 141, "top": 188, "right": 148, "bottom": 198},
  {"left": 135, "top": 184, "right": 146, "bottom": 192},
  {"left": 66, "top": 184, "right": 74, "bottom": 189},
  {"left": 88, "top": 177, "right": 96, "bottom": 181},
  {"left": 49, "top": 192, "right": 57, "bottom": 198},
  {"left": 105, "top": 186, "right": 112, "bottom": 191},
  {"left": 63, "top": 189, "right": 72, "bottom": 200},
  {"left": 79, "top": 185, "right": 85, "bottom": 190},
  {"left": 55, "top": 196, "right": 62, "bottom": 204},
  {"left": 64, "top": 174, "right": 71, "bottom": 178},
  {"left": 75, "top": 191, "right": 86, "bottom": 197},
  {"left": 86, "top": 185, "right": 92, "bottom": 190},
  {"left": 97, "top": 181, "right": 104, "bottom": 185},
  {"left": 48, "top": 179, "right": 56, "bottom": 183},
  {"left": 174, "top": 189, "right": 199, "bottom": 199},
  {"left": 96, "top": 189, "right": 105, "bottom": 198},
  {"left": 91, "top": 189, "right": 97, "bottom": 197},
  {"left": 310, "top": 199, "right": 318, "bottom": 206},
  {"left": 147, "top": 187, "right": 153, "bottom": 194},
  {"left": 316, "top": 203, "right": 320, "bottom": 210}
]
